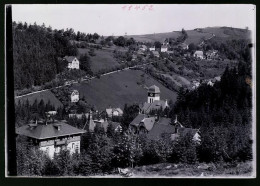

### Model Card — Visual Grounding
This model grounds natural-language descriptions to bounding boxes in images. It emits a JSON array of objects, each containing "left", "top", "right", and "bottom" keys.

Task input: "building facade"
[
  {"left": 64, "top": 56, "right": 80, "bottom": 69},
  {"left": 16, "top": 121, "right": 86, "bottom": 159}
]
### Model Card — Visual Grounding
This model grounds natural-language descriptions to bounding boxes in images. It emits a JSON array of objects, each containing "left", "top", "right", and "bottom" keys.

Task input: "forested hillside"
[
  {"left": 171, "top": 57, "right": 252, "bottom": 162},
  {"left": 13, "top": 22, "right": 78, "bottom": 90}
]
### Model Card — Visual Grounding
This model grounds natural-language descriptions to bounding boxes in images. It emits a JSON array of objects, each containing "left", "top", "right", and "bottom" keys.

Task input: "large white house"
[
  {"left": 64, "top": 56, "right": 80, "bottom": 69},
  {"left": 16, "top": 120, "right": 86, "bottom": 159},
  {"left": 193, "top": 51, "right": 204, "bottom": 59}
]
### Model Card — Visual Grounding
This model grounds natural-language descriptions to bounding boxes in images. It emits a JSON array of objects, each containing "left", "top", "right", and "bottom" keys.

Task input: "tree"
[
  {"left": 122, "top": 104, "right": 140, "bottom": 130},
  {"left": 93, "top": 33, "right": 100, "bottom": 41},
  {"left": 79, "top": 54, "right": 93, "bottom": 75},
  {"left": 114, "top": 36, "right": 126, "bottom": 47},
  {"left": 112, "top": 132, "right": 143, "bottom": 168},
  {"left": 188, "top": 43, "right": 196, "bottom": 52},
  {"left": 88, "top": 48, "right": 96, "bottom": 56},
  {"left": 154, "top": 41, "right": 162, "bottom": 49}
]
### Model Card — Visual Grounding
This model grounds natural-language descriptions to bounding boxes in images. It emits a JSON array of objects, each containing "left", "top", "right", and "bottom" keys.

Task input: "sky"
[{"left": 12, "top": 4, "right": 255, "bottom": 36}]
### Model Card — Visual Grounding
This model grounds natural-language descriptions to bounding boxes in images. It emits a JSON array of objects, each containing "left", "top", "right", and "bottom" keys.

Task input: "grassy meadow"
[
  {"left": 77, "top": 48, "right": 120, "bottom": 73},
  {"left": 71, "top": 70, "right": 177, "bottom": 110}
]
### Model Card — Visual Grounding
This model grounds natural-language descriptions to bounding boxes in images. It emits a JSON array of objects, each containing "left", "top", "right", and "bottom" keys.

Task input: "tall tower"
[{"left": 147, "top": 85, "right": 160, "bottom": 103}]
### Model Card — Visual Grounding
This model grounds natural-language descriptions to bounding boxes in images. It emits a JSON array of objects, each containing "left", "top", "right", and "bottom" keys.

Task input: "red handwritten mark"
[
  {"left": 148, "top": 5, "right": 154, "bottom": 11},
  {"left": 128, "top": 5, "right": 133, "bottom": 10},
  {"left": 142, "top": 5, "right": 148, "bottom": 10},
  {"left": 135, "top": 5, "right": 141, "bottom": 10}
]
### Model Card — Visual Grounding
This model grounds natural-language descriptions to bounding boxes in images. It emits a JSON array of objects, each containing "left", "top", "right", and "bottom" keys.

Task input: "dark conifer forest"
[{"left": 13, "top": 22, "right": 78, "bottom": 90}]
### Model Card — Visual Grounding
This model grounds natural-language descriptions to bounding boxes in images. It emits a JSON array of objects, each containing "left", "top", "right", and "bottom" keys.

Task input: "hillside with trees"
[{"left": 13, "top": 22, "right": 78, "bottom": 90}]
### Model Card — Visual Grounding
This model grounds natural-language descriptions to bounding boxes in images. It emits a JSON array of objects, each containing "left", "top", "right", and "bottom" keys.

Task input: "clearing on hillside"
[
  {"left": 71, "top": 70, "right": 177, "bottom": 110},
  {"left": 77, "top": 48, "right": 120, "bottom": 73}
]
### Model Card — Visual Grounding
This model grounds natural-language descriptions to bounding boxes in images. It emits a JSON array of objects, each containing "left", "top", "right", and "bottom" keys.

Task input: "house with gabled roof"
[
  {"left": 161, "top": 44, "right": 168, "bottom": 52},
  {"left": 106, "top": 107, "right": 123, "bottom": 118},
  {"left": 141, "top": 85, "right": 169, "bottom": 114},
  {"left": 147, "top": 116, "right": 200, "bottom": 143},
  {"left": 152, "top": 50, "right": 160, "bottom": 58},
  {"left": 129, "top": 114, "right": 156, "bottom": 134},
  {"left": 63, "top": 56, "right": 80, "bottom": 69},
  {"left": 193, "top": 50, "right": 204, "bottom": 59},
  {"left": 16, "top": 120, "right": 86, "bottom": 159}
]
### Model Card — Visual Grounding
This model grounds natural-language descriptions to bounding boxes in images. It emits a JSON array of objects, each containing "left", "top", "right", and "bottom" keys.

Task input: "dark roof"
[
  {"left": 110, "top": 122, "right": 121, "bottom": 131},
  {"left": 139, "top": 117, "right": 156, "bottom": 131},
  {"left": 142, "top": 100, "right": 168, "bottom": 114},
  {"left": 16, "top": 121, "right": 86, "bottom": 140},
  {"left": 147, "top": 123, "right": 176, "bottom": 140},
  {"left": 148, "top": 85, "right": 160, "bottom": 93},
  {"left": 157, "top": 117, "right": 171, "bottom": 125},
  {"left": 178, "top": 128, "right": 198, "bottom": 138},
  {"left": 95, "top": 120, "right": 109, "bottom": 132},
  {"left": 130, "top": 114, "right": 146, "bottom": 127},
  {"left": 63, "top": 56, "right": 78, "bottom": 63}
]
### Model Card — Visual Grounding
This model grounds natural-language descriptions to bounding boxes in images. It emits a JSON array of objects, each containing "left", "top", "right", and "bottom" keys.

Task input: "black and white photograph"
[{"left": 5, "top": 4, "right": 256, "bottom": 178}]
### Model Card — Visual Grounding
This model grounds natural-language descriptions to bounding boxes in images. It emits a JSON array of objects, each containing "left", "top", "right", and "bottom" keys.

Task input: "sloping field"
[
  {"left": 15, "top": 90, "right": 63, "bottom": 109},
  {"left": 126, "top": 31, "right": 181, "bottom": 43},
  {"left": 202, "top": 27, "right": 251, "bottom": 40},
  {"left": 126, "top": 27, "right": 250, "bottom": 44},
  {"left": 71, "top": 70, "right": 177, "bottom": 110},
  {"left": 185, "top": 30, "right": 212, "bottom": 44},
  {"left": 78, "top": 48, "right": 120, "bottom": 73}
]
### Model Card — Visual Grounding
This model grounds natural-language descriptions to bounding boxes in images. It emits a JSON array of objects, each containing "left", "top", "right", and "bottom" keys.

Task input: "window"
[
  {"left": 75, "top": 144, "right": 79, "bottom": 153},
  {"left": 72, "top": 143, "right": 75, "bottom": 149}
]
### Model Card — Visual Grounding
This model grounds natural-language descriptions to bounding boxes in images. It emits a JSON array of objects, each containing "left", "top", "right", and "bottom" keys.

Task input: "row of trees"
[{"left": 16, "top": 127, "right": 200, "bottom": 176}]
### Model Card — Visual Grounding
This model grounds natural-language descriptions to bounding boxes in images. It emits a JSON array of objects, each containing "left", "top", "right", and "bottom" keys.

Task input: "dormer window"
[{"left": 54, "top": 124, "right": 62, "bottom": 131}]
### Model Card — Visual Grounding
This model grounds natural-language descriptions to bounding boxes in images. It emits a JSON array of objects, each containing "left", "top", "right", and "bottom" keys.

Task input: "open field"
[
  {"left": 126, "top": 31, "right": 181, "bottom": 43},
  {"left": 78, "top": 48, "right": 120, "bottom": 73},
  {"left": 185, "top": 30, "right": 213, "bottom": 44},
  {"left": 15, "top": 90, "right": 63, "bottom": 109},
  {"left": 71, "top": 70, "right": 177, "bottom": 110},
  {"left": 126, "top": 27, "right": 250, "bottom": 44}
]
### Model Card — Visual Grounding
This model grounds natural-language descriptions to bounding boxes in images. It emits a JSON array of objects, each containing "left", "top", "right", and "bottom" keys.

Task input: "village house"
[
  {"left": 130, "top": 114, "right": 156, "bottom": 134},
  {"left": 193, "top": 50, "right": 205, "bottom": 59},
  {"left": 191, "top": 80, "right": 201, "bottom": 90},
  {"left": 152, "top": 50, "right": 160, "bottom": 58},
  {"left": 88, "top": 111, "right": 122, "bottom": 133},
  {"left": 139, "top": 45, "right": 148, "bottom": 51},
  {"left": 132, "top": 54, "right": 137, "bottom": 61},
  {"left": 69, "top": 113, "right": 89, "bottom": 119},
  {"left": 141, "top": 85, "right": 169, "bottom": 114},
  {"left": 205, "top": 50, "right": 219, "bottom": 60},
  {"left": 16, "top": 120, "right": 86, "bottom": 159},
  {"left": 178, "top": 42, "right": 189, "bottom": 50},
  {"left": 130, "top": 114, "right": 201, "bottom": 144},
  {"left": 161, "top": 44, "right": 168, "bottom": 53},
  {"left": 63, "top": 56, "right": 80, "bottom": 69},
  {"left": 149, "top": 46, "right": 155, "bottom": 51},
  {"left": 46, "top": 111, "right": 57, "bottom": 116},
  {"left": 71, "top": 90, "right": 79, "bottom": 103},
  {"left": 106, "top": 107, "right": 123, "bottom": 118}
]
